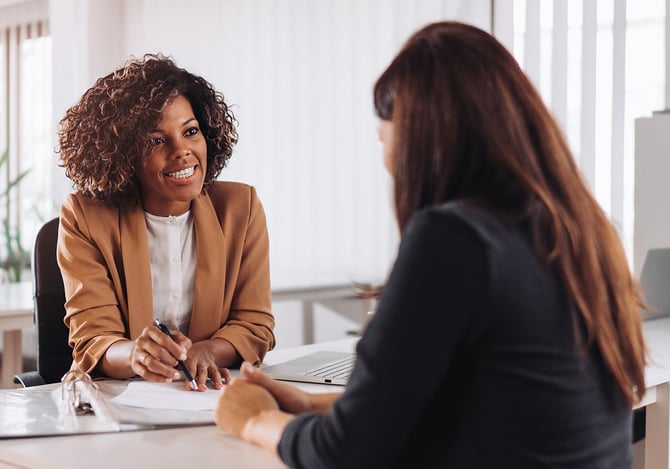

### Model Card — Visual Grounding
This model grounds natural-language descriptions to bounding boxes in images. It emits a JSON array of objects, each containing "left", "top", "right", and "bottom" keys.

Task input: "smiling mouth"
[{"left": 166, "top": 166, "right": 195, "bottom": 179}]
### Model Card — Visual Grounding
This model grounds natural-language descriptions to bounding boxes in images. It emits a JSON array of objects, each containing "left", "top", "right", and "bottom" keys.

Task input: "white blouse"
[{"left": 144, "top": 210, "right": 196, "bottom": 335}]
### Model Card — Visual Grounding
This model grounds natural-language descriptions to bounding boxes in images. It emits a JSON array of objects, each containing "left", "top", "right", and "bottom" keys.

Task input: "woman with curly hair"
[
  {"left": 215, "top": 22, "right": 646, "bottom": 467},
  {"left": 57, "top": 54, "right": 275, "bottom": 391}
]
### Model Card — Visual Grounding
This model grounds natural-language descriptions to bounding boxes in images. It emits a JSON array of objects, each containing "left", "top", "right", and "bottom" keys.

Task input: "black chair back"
[{"left": 32, "top": 217, "right": 71, "bottom": 383}]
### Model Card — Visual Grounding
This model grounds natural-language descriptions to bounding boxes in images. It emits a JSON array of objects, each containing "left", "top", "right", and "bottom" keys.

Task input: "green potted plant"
[{"left": 0, "top": 145, "right": 31, "bottom": 283}]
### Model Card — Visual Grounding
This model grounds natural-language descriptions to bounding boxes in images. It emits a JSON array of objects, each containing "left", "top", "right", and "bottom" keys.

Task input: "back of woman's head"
[
  {"left": 375, "top": 21, "right": 646, "bottom": 405},
  {"left": 58, "top": 53, "right": 237, "bottom": 204},
  {"left": 375, "top": 21, "right": 577, "bottom": 231}
]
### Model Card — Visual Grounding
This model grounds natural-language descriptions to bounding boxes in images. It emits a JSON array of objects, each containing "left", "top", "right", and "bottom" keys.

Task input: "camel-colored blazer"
[{"left": 57, "top": 181, "right": 275, "bottom": 374}]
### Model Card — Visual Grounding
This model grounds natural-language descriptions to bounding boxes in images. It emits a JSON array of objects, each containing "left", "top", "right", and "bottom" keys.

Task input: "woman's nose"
[{"left": 171, "top": 139, "right": 191, "bottom": 159}]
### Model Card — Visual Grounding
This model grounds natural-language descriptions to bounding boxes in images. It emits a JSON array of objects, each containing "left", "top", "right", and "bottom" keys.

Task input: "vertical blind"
[
  {"left": 0, "top": 0, "right": 50, "bottom": 282},
  {"left": 2, "top": 0, "right": 666, "bottom": 284},
  {"left": 494, "top": 0, "right": 665, "bottom": 262}
]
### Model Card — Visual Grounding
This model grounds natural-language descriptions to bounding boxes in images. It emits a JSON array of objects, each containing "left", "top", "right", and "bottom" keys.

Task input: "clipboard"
[
  {"left": 0, "top": 370, "right": 219, "bottom": 439},
  {"left": 0, "top": 371, "right": 121, "bottom": 439}
]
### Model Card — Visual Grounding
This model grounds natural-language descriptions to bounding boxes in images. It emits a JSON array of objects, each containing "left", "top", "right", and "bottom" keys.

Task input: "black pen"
[{"left": 153, "top": 319, "right": 198, "bottom": 391}]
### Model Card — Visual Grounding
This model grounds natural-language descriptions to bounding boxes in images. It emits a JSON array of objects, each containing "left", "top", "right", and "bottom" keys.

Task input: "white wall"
[
  {"left": 49, "top": 0, "right": 125, "bottom": 201},
  {"left": 634, "top": 113, "right": 670, "bottom": 274},
  {"left": 49, "top": 0, "right": 490, "bottom": 283}
]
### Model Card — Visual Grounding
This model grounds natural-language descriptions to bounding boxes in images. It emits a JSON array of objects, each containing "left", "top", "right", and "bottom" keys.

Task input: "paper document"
[{"left": 110, "top": 381, "right": 223, "bottom": 411}]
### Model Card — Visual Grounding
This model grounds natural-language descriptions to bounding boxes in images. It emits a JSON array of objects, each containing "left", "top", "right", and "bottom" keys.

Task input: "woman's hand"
[
  {"left": 131, "top": 325, "right": 192, "bottom": 383},
  {"left": 214, "top": 362, "right": 340, "bottom": 451},
  {"left": 104, "top": 328, "right": 232, "bottom": 390},
  {"left": 215, "top": 378, "right": 279, "bottom": 436},
  {"left": 238, "top": 361, "right": 341, "bottom": 414},
  {"left": 182, "top": 340, "right": 233, "bottom": 391},
  {"left": 216, "top": 377, "right": 293, "bottom": 452}
]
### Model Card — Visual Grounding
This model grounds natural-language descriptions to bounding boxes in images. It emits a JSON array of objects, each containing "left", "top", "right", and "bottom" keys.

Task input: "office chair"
[{"left": 13, "top": 217, "right": 72, "bottom": 387}]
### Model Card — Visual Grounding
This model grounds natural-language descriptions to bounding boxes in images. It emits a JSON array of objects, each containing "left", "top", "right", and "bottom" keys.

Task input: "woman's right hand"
[
  {"left": 131, "top": 325, "right": 192, "bottom": 383},
  {"left": 238, "top": 361, "right": 340, "bottom": 414}
]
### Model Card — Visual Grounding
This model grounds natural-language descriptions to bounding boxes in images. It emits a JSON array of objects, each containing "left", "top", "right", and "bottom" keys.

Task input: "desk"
[
  {"left": 2, "top": 321, "right": 668, "bottom": 469},
  {"left": 0, "top": 281, "right": 33, "bottom": 388},
  {"left": 0, "top": 426, "right": 286, "bottom": 469},
  {"left": 272, "top": 272, "right": 377, "bottom": 344},
  {"left": 636, "top": 316, "right": 670, "bottom": 469},
  {"left": 0, "top": 338, "right": 357, "bottom": 469}
]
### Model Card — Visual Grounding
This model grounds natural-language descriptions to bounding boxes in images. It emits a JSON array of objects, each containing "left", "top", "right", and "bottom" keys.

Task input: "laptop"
[
  {"left": 639, "top": 248, "right": 670, "bottom": 320},
  {"left": 260, "top": 351, "right": 356, "bottom": 385}
]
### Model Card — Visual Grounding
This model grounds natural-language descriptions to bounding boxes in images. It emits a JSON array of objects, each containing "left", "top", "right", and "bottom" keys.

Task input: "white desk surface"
[
  {"left": 0, "top": 281, "right": 33, "bottom": 388},
  {"left": 642, "top": 316, "right": 670, "bottom": 388},
  {"left": 0, "top": 281, "right": 33, "bottom": 324},
  {"left": 0, "top": 425, "right": 286, "bottom": 469},
  {"left": 0, "top": 338, "right": 358, "bottom": 469},
  {"left": 636, "top": 316, "right": 670, "bottom": 469}
]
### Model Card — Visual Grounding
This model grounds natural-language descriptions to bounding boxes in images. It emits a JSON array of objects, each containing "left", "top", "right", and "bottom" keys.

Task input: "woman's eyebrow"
[{"left": 149, "top": 117, "right": 198, "bottom": 133}]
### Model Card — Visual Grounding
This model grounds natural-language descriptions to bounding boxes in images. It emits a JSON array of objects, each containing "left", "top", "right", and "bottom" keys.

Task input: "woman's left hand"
[
  {"left": 215, "top": 377, "right": 280, "bottom": 437},
  {"left": 182, "top": 340, "right": 232, "bottom": 391}
]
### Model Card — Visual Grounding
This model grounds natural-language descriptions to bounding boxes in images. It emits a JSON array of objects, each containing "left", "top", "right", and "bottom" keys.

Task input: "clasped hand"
[{"left": 215, "top": 362, "right": 317, "bottom": 440}]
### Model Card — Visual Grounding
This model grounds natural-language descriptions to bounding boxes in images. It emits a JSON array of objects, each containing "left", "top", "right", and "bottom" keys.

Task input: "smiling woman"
[
  {"left": 138, "top": 95, "right": 208, "bottom": 216},
  {"left": 55, "top": 54, "right": 276, "bottom": 391}
]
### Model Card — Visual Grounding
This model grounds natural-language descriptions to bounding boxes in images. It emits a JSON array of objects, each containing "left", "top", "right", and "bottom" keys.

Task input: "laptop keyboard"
[{"left": 304, "top": 355, "right": 356, "bottom": 380}]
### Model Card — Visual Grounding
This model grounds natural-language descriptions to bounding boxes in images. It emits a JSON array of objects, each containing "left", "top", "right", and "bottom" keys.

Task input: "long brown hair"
[{"left": 374, "top": 21, "right": 646, "bottom": 405}]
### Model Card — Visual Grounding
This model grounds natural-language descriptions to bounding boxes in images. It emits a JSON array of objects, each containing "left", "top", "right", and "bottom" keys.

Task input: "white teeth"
[{"left": 166, "top": 167, "right": 195, "bottom": 179}]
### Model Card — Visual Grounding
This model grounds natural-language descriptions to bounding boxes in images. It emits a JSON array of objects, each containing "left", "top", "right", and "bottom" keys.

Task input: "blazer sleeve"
[
  {"left": 208, "top": 185, "right": 275, "bottom": 364},
  {"left": 57, "top": 195, "right": 129, "bottom": 374}
]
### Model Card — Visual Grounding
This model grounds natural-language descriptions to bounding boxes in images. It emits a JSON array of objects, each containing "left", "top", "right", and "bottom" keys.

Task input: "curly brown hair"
[{"left": 57, "top": 53, "right": 238, "bottom": 205}]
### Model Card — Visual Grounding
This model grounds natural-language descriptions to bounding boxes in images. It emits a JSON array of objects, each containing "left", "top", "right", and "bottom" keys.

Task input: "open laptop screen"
[{"left": 639, "top": 248, "right": 670, "bottom": 320}]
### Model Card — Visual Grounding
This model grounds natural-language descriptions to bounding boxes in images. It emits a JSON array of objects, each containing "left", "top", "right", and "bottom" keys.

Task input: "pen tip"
[{"left": 190, "top": 380, "right": 198, "bottom": 391}]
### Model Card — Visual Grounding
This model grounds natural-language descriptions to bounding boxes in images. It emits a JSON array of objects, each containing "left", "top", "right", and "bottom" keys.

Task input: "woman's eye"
[
  {"left": 151, "top": 137, "right": 165, "bottom": 145},
  {"left": 185, "top": 127, "right": 199, "bottom": 137}
]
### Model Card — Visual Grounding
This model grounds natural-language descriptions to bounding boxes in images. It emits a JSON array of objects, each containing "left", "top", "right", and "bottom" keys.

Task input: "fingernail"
[
  {"left": 179, "top": 353, "right": 187, "bottom": 361},
  {"left": 242, "top": 362, "right": 254, "bottom": 374},
  {"left": 173, "top": 372, "right": 181, "bottom": 380}
]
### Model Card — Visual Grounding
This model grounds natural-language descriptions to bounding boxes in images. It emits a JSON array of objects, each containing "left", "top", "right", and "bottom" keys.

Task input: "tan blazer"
[{"left": 57, "top": 181, "right": 275, "bottom": 374}]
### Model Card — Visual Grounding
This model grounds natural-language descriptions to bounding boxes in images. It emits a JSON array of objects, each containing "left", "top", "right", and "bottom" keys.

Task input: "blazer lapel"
[
  {"left": 189, "top": 193, "right": 227, "bottom": 341},
  {"left": 120, "top": 204, "right": 154, "bottom": 339}
]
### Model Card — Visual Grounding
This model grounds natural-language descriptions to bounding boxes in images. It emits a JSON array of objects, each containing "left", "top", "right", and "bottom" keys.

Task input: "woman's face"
[
  {"left": 138, "top": 95, "right": 208, "bottom": 216},
  {"left": 377, "top": 119, "right": 394, "bottom": 175}
]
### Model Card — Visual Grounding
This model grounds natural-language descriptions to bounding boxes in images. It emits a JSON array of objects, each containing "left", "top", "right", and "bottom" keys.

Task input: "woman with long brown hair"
[{"left": 215, "top": 21, "right": 646, "bottom": 468}]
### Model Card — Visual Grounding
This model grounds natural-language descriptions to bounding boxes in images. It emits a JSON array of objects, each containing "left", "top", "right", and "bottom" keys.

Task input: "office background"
[{"left": 0, "top": 0, "right": 668, "bottom": 347}]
